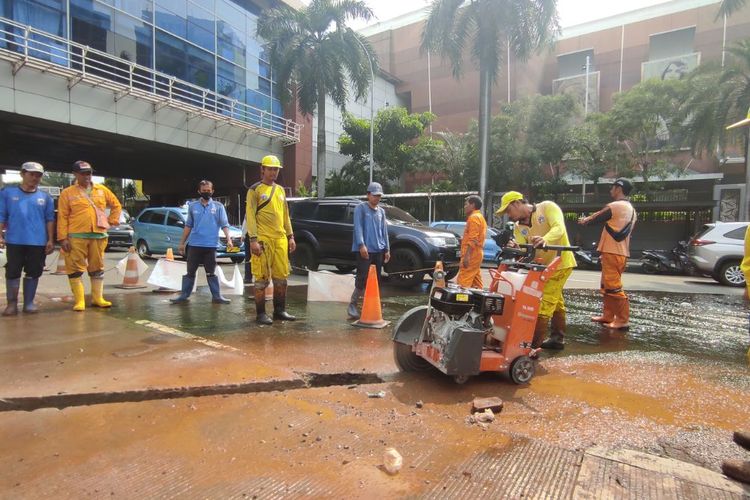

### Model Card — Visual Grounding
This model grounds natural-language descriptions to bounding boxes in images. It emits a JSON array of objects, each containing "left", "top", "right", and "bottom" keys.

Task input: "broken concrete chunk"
[
  {"left": 367, "top": 391, "right": 386, "bottom": 398},
  {"left": 383, "top": 447, "right": 403, "bottom": 475},
  {"left": 471, "top": 397, "right": 503, "bottom": 414}
]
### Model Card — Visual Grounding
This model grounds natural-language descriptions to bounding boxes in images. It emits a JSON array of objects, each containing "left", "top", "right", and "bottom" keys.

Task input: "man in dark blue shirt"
[
  {"left": 0, "top": 162, "right": 55, "bottom": 316},
  {"left": 349, "top": 182, "right": 390, "bottom": 319},
  {"left": 171, "top": 180, "right": 234, "bottom": 305}
]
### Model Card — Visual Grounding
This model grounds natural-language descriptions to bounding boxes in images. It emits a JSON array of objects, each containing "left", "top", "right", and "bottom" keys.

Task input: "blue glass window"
[
  {"left": 155, "top": 29, "right": 215, "bottom": 90},
  {"left": 3, "top": 0, "right": 67, "bottom": 64},
  {"left": 107, "top": 0, "right": 152, "bottom": 23},
  {"left": 217, "top": 20, "right": 245, "bottom": 67},
  {"left": 155, "top": 0, "right": 187, "bottom": 39},
  {"left": 217, "top": 58, "right": 244, "bottom": 99},
  {"left": 114, "top": 11, "right": 152, "bottom": 67},
  {"left": 215, "top": 0, "right": 244, "bottom": 32},
  {"left": 186, "top": 2, "right": 214, "bottom": 51}
]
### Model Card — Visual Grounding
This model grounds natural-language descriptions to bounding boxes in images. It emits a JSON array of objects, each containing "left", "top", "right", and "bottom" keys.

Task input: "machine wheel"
[
  {"left": 444, "top": 268, "right": 459, "bottom": 281},
  {"left": 453, "top": 375, "right": 470, "bottom": 384},
  {"left": 509, "top": 356, "right": 535, "bottom": 384},
  {"left": 290, "top": 242, "right": 318, "bottom": 276},
  {"left": 386, "top": 247, "right": 424, "bottom": 287},
  {"left": 393, "top": 342, "right": 433, "bottom": 372},
  {"left": 136, "top": 240, "right": 151, "bottom": 259},
  {"left": 392, "top": 305, "right": 433, "bottom": 372},
  {"left": 718, "top": 260, "right": 745, "bottom": 287}
]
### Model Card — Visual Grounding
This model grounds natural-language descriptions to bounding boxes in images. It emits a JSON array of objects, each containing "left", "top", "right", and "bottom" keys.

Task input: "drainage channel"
[{"left": 0, "top": 372, "right": 385, "bottom": 412}]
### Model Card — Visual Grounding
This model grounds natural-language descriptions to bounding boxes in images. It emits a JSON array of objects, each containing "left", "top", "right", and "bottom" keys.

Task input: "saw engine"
[{"left": 422, "top": 286, "right": 505, "bottom": 376}]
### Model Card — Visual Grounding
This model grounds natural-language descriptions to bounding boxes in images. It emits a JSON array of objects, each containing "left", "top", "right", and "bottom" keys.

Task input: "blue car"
[
  {"left": 132, "top": 207, "right": 245, "bottom": 262},
  {"left": 430, "top": 221, "right": 502, "bottom": 263}
]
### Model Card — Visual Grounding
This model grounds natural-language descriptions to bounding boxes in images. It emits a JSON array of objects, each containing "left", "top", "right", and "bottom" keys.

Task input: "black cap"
[
  {"left": 72, "top": 160, "right": 93, "bottom": 173},
  {"left": 613, "top": 178, "right": 633, "bottom": 195}
]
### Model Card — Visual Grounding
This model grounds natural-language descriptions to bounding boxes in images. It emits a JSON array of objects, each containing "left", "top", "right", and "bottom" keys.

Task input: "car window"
[
  {"left": 139, "top": 210, "right": 164, "bottom": 224},
  {"left": 290, "top": 202, "right": 317, "bottom": 220},
  {"left": 383, "top": 205, "right": 420, "bottom": 224},
  {"left": 723, "top": 226, "right": 748, "bottom": 240},
  {"left": 317, "top": 204, "right": 345, "bottom": 222},
  {"left": 166, "top": 211, "right": 184, "bottom": 227},
  {"left": 344, "top": 205, "right": 356, "bottom": 223}
]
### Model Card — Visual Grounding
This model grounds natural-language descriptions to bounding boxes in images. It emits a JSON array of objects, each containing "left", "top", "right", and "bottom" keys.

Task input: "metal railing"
[{"left": 0, "top": 16, "right": 301, "bottom": 145}]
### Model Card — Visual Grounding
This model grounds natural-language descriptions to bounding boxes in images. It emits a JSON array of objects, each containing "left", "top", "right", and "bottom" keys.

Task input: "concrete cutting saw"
[{"left": 392, "top": 244, "right": 577, "bottom": 384}]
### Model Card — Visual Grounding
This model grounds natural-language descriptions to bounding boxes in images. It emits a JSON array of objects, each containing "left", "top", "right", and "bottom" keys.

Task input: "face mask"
[{"left": 200, "top": 192, "right": 212, "bottom": 200}]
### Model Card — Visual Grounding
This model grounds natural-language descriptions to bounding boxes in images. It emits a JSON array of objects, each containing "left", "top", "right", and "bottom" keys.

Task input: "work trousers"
[
  {"left": 65, "top": 238, "right": 107, "bottom": 276},
  {"left": 5, "top": 244, "right": 46, "bottom": 279},
  {"left": 186, "top": 246, "right": 217, "bottom": 277},
  {"left": 355, "top": 251, "right": 385, "bottom": 291}
]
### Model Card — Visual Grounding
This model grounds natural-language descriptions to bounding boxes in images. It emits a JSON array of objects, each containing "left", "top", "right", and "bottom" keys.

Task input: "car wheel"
[
  {"left": 335, "top": 265, "right": 356, "bottom": 273},
  {"left": 291, "top": 242, "right": 318, "bottom": 275},
  {"left": 386, "top": 247, "right": 424, "bottom": 287},
  {"left": 136, "top": 240, "right": 151, "bottom": 259},
  {"left": 717, "top": 260, "right": 745, "bottom": 287}
]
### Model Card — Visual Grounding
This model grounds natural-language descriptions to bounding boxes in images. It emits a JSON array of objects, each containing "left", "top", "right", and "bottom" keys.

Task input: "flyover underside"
[{"left": 0, "top": 111, "right": 297, "bottom": 208}]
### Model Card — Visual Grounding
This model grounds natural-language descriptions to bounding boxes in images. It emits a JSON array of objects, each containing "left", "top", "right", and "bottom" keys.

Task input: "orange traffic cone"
[
  {"left": 115, "top": 247, "right": 147, "bottom": 289},
  {"left": 165, "top": 247, "right": 174, "bottom": 261},
  {"left": 352, "top": 264, "right": 389, "bottom": 329},
  {"left": 51, "top": 249, "right": 68, "bottom": 275},
  {"left": 433, "top": 261, "right": 446, "bottom": 289}
]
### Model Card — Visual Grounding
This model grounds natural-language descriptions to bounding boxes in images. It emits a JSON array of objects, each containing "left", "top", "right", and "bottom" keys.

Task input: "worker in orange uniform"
[
  {"left": 497, "top": 191, "right": 576, "bottom": 350},
  {"left": 456, "top": 195, "right": 487, "bottom": 289},
  {"left": 578, "top": 178, "right": 637, "bottom": 329},
  {"left": 57, "top": 161, "right": 122, "bottom": 311}
]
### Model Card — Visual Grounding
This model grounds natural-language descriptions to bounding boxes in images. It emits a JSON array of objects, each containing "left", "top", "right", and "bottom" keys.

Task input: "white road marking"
[{"left": 134, "top": 320, "right": 242, "bottom": 353}]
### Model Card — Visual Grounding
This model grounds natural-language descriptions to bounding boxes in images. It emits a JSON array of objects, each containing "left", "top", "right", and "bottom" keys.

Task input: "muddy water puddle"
[{"left": 112, "top": 287, "right": 749, "bottom": 367}]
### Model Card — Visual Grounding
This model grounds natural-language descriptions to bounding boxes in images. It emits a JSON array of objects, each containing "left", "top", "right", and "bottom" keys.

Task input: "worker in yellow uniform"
[
  {"left": 496, "top": 191, "right": 576, "bottom": 350},
  {"left": 246, "top": 155, "right": 296, "bottom": 325},
  {"left": 456, "top": 195, "right": 487, "bottom": 289},
  {"left": 57, "top": 161, "right": 122, "bottom": 311},
  {"left": 578, "top": 178, "right": 636, "bottom": 329}
]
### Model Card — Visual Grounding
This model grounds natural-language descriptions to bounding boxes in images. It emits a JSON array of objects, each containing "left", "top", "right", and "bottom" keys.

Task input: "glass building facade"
[{"left": 0, "top": 0, "right": 282, "bottom": 118}]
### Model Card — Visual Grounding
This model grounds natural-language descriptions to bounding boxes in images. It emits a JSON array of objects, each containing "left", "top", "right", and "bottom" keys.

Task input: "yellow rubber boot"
[
  {"left": 90, "top": 277, "right": 112, "bottom": 308},
  {"left": 69, "top": 277, "right": 86, "bottom": 312}
]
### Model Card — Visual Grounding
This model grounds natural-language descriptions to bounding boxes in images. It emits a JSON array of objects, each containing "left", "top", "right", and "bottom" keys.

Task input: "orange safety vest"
[{"left": 596, "top": 200, "right": 636, "bottom": 257}]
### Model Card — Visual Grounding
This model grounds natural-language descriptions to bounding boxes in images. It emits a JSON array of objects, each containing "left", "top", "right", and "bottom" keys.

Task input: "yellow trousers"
[
  {"left": 65, "top": 238, "right": 107, "bottom": 275},
  {"left": 539, "top": 267, "right": 573, "bottom": 318},
  {"left": 251, "top": 237, "right": 289, "bottom": 284}
]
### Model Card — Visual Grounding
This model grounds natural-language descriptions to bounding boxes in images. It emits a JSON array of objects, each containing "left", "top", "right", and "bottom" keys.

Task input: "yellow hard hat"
[
  {"left": 495, "top": 191, "right": 524, "bottom": 215},
  {"left": 261, "top": 155, "right": 282, "bottom": 168}
]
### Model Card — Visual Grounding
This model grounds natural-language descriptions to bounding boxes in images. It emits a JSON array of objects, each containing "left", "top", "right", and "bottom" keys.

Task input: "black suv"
[{"left": 289, "top": 198, "right": 461, "bottom": 287}]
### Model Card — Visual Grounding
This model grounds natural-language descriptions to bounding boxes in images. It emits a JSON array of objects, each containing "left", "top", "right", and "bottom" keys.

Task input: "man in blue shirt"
[
  {"left": 0, "top": 162, "right": 55, "bottom": 316},
  {"left": 349, "top": 182, "right": 390, "bottom": 319},
  {"left": 171, "top": 180, "right": 234, "bottom": 305}
]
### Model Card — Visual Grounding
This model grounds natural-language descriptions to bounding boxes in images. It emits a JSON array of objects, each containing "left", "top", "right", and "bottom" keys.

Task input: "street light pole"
[
  {"left": 584, "top": 55, "right": 590, "bottom": 116},
  {"left": 354, "top": 36, "right": 375, "bottom": 184}
]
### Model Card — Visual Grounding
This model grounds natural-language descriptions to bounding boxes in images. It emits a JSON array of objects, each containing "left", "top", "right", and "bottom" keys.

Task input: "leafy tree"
[
  {"left": 422, "top": 0, "right": 559, "bottom": 204},
  {"left": 567, "top": 113, "right": 620, "bottom": 194},
  {"left": 605, "top": 78, "right": 688, "bottom": 193},
  {"left": 717, "top": 0, "right": 746, "bottom": 19},
  {"left": 103, "top": 178, "right": 123, "bottom": 199},
  {"left": 337, "top": 107, "right": 435, "bottom": 186},
  {"left": 681, "top": 40, "right": 750, "bottom": 157},
  {"left": 258, "top": 0, "right": 376, "bottom": 198}
]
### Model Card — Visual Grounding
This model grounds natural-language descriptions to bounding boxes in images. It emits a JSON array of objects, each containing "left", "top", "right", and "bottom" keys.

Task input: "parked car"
[
  {"left": 106, "top": 209, "right": 133, "bottom": 250},
  {"left": 688, "top": 221, "right": 749, "bottom": 287},
  {"left": 429, "top": 221, "right": 502, "bottom": 263},
  {"left": 288, "top": 198, "right": 461, "bottom": 287},
  {"left": 132, "top": 207, "right": 245, "bottom": 262}
]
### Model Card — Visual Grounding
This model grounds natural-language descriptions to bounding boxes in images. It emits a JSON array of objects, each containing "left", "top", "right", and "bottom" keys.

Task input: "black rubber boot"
[
  {"left": 22, "top": 277, "right": 40, "bottom": 313},
  {"left": 170, "top": 275, "right": 195, "bottom": 304},
  {"left": 273, "top": 282, "right": 296, "bottom": 321},
  {"left": 207, "top": 275, "right": 231, "bottom": 304},
  {"left": 255, "top": 288, "right": 272, "bottom": 325},
  {"left": 3, "top": 278, "right": 20, "bottom": 316},
  {"left": 541, "top": 310, "right": 566, "bottom": 350}
]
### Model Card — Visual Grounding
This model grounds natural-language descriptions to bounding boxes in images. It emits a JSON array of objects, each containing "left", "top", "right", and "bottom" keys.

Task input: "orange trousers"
[{"left": 600, "top": 253, "right": 627, "bottom": 297}]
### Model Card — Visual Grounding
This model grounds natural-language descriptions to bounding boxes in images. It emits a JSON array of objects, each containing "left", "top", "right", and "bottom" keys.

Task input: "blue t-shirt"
[
  {"left": 185, "top": 199, "right": 229, "bottom": 248},
  {"left": 0, "top": 186, "right": 55, "bottom": 246},
  {"left": 352, "top": 202, "right": 389, "bottom": 253}
]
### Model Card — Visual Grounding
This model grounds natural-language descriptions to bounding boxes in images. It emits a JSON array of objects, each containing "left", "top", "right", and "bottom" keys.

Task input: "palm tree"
[
  {"left": 258, "top": 0, "right": 376, "bottom": 198},
  {"left": 421, "top": 0, "right": 559, "bottom": 207},
  {"left": 717, "top": 0, "right": 747, "bottom": 19}
]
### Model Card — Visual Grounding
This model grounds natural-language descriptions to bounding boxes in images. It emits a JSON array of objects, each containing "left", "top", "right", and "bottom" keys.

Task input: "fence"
[{"left": 0, "top": 16, "right": 300, "bottom": 144}]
